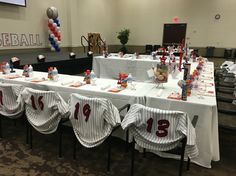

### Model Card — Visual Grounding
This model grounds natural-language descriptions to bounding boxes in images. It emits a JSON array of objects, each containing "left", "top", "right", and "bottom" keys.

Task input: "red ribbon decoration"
[
  {"left": 160, "top": 48, "right": 167, "bottom": 65},
  {"left": 178, "top": 39, "right": 184, "bottom": 71}
]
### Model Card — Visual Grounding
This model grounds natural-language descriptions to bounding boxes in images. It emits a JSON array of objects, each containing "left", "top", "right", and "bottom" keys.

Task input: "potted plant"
[{"left": 117, "top": 29, "right": 130, "bottom": 54}]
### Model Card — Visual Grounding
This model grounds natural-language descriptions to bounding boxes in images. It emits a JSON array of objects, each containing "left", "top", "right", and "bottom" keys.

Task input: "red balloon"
[
  {"left": 53, "top": 30, "right": 58, "bottom": 34},
  {"left": 48, "top": 23, "right": 52, "bottom": 28},
  {"left": 51, "top": 28, "right": 56, "bottom": 33},
  {"left": 49, "top": 25, "right": 54, "bottom": 31}
]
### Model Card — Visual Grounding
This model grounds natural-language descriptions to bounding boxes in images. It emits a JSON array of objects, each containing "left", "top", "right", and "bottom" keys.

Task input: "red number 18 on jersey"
[{"left": 146, "top": 118, "right": 170, "bottom": 137}]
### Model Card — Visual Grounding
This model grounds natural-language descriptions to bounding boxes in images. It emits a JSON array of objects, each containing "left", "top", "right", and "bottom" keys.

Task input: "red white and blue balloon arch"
[{"left": 46, "top": 7, "right": 61, "bottom": 52}]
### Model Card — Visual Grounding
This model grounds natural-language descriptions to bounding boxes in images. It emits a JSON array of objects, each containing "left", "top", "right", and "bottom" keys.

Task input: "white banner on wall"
[{"left": 0, "top": 33, "right": 43, "bottom": 48}]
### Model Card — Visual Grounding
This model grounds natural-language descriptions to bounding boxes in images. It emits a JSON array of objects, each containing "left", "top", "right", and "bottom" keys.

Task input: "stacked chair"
[
  {"left": 0, "top": 83, "right": 25, "bottom": 138},
  {"left": 215, "top": 61, "right": 236, "bottom": 130}
]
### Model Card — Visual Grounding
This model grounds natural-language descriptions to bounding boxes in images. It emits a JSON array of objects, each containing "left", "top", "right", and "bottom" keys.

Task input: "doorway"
[{"left": 162, "top": 23, "right": 187, "bottom": 47}]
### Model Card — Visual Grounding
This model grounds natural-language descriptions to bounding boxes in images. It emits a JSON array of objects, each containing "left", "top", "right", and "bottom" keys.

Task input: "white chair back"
[
  {"left": 0, "top": 83, "right": 24, "bottom": 118},
  {"left": 21, "top": 88, "right": 69, "bottom": 134},
  {"left": 69, "top": 93, "right": 120, "bottom": 148},
  {"left": 121, "top": 104, "right": 198, "bottom": 158}
]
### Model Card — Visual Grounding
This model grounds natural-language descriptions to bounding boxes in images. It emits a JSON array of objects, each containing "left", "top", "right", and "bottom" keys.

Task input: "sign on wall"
[{"left": 0, "top": 33, "right": 43, "bottom": 48}]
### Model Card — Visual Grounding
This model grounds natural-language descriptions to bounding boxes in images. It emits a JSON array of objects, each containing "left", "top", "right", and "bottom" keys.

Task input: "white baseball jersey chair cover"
[
  {"left": 0, "top": 83, "right": 25, "bottom": 138},
  {"left": 0, "top": 83, "right": 24, "bottom": 118},
  {"left": 21, "top": 88, "right": 69, "bottom": 150},
  {"left": 66, "top": 93, "right": 130, "bottom": 171},
  {"left": 121, "top": 104, "right": 199, "bottom": 176}
]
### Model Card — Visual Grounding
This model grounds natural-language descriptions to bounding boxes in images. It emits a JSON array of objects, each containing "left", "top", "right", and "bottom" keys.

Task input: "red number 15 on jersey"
[{"left": 30, "top": 95, "right": 44, "bottom": 111}]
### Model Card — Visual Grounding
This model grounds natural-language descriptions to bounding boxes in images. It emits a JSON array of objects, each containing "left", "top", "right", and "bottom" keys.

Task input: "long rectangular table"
[
  {"left": 93, "top": 54, "right": 180, "bottom": 82},
  {"left": 0, "top": 64, "right": 219, "bottom": 168},
  {"left": 142, "top": 62, "right": 219, "bottom": 168},
  {"left": 93, "top": 54, "right": 162, "bottom": 81}
]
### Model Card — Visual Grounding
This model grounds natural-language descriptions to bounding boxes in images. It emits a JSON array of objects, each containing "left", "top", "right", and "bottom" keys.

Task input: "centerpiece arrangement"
[{"left": 153, "top": 51, "right": 169, "bottom": 88}]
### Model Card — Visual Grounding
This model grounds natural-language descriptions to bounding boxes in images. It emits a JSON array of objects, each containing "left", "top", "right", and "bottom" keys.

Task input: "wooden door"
[{"left": 88, "top": 33, "right": 101, "bottom": 54}]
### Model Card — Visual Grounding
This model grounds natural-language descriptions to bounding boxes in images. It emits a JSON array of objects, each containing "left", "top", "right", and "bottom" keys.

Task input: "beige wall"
[
  {"left": 114, "top": 0, "right": 236, "bottom": 48},
  {"left": 69, "top": 0, "right": 119, "bottom": 47},
  {"left": 0, "top": 0, "right": 71, "bottom": 49},
  {"left": 0, "top": 0, "right": 236, "bottom": 50}
]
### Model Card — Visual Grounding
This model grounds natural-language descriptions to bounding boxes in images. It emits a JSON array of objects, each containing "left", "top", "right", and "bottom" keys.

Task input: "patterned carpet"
[{"left": 0, "top": 118, "right": 236, "bottom": 176}]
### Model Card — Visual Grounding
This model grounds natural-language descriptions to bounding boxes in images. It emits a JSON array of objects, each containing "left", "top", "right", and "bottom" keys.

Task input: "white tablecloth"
[
  {"left": 93, "top": 54, "right": 164, "bottom": 81},
  {"left": 0, "top": 70, "right": 149, "bottom": 106},
  {"left": 0, "top": 63, "right": 219, "bottom": 168},
  {"left": 144, "top": 62, "right": 219, "bottom": 168},
  {"left": 0, "top": 70, "right": 150, "bottom": 140}
]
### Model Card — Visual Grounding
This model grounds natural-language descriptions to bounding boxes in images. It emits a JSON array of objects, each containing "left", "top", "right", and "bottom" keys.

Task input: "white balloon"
[
  {"left": 54, "top": 37, "right": 58, "bottom": 42},
  {"left": 53, "top": 23, "right": 57, "bottom": 27},
  {"left": 51, "top": 47, "right": 55, "bottom": 51},
  {"left": 49, "top": 19, "right": 54, "bottom": 24},
  {"left": 46, "top": 7, "right": 58, "bottom": 20},
  {"left": 57, "top": 41, "right": 61, "bottom": 45},
  {"left": 50, "top": 33, "right": 55, "bottom": 38},
  {"left": 54, "top": 27, "right": 58, "bottom": 32},
  {"left": 57, "top": 27, "right": 60, "bottom": 30}
]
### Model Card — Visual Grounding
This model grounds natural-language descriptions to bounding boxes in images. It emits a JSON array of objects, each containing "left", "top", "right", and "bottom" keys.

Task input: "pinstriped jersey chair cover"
[
  {"left": 0, "top": 83, "right": 24, "bottom": 118},
  {"left": 121, "top": 104, "right": 199, "bottom": 158},
  {"left": 21, "top": 88, "right": 69, "bottom": 134},
  {"left": 69, "top": 93, "right": 120, "bottom": 148}
]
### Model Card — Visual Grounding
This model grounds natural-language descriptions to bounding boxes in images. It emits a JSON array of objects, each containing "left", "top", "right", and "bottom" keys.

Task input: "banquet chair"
[
  {"left": 215, "top": 69, "right": 236, "bottom": 130},
  {"left": 153, "top": 45, "right": 161, "bottom": 51},
  {"left": 0, "top": 83, "right": 25, "bottom": 138},
  {"left": 61, "top": 93, "right": 130, "bottom": 171},
  {"left": 224, "top": 49, "right": 233, "bottom": 59},
  {"left": 215, "top": 62, "right": 236, "bottom": 93},
  {"left": 205, "top": 46, "right": 215, "bottom": 58},
  {"left": 21, "top": 88, "right": 69, "bottom": 154},
  {"left": 217, "top": 93, "right": 236, "bottom": 131},
  {"left": 145, "top": 45, "right": 153, "bottom": 55},
  {"left": 121, "top": 104, "right": 199, "bottom": 176}
]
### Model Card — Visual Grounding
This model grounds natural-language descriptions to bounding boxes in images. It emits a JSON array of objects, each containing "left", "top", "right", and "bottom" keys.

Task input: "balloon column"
[{"left": 46, "top": 7, "right": 61, "bottom": 52}]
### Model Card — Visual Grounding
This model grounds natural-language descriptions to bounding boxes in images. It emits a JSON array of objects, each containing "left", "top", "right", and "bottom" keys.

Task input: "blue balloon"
[
  {"left": 54, "top": 19, "right": 58, "bottom": 23},
  {"left": 53, "top": 19, "right": 61, "bottom": 27},
  {"left": 49, "top": 37, "right": 53, "bottom": 42},
  {"left": 56, "top": 48, "right": 60, "bottom": 52},
  {"left": 51, "top": 41, "right": 56, "bottom": 46}
]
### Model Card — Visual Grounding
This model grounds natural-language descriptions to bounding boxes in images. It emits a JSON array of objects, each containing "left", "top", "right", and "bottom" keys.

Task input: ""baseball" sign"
[{"left": 0, "top": 33, "right": 43, "bottom": 47}]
